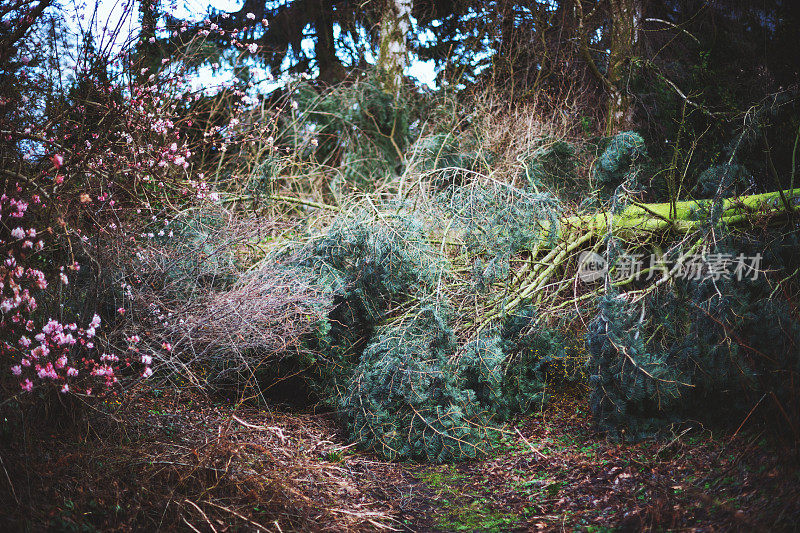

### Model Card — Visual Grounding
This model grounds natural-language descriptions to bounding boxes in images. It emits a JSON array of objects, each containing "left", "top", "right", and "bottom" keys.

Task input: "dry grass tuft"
[
  {"left": 98, "top": 206, "right": 331, "bottom": 393},
  {"left": 0, "top": 388, "right": 402, "bottom": 532}
]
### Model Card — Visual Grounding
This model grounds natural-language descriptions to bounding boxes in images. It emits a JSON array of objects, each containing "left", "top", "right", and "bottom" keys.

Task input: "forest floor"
[{"left": 2, "top": 386, "right": 799, "bottom": 532}]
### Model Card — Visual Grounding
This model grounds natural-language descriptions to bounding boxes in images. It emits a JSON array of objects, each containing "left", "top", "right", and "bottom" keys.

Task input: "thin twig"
[{"left": 515, "top": 427, "right": 548, "bottom": 460}]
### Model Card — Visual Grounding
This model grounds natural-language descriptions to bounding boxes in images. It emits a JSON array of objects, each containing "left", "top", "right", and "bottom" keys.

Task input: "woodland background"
[{"left": 1, "top": 0, "right": 799, "bottom": 530}]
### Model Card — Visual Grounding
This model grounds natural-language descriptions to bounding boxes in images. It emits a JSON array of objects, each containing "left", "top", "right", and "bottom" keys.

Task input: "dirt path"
[
  {"left": 1, "top": 389, "right": 798, "bottom": 531},
  {"left": 394, "top": 394, "right": 800, "bottom": 532}
]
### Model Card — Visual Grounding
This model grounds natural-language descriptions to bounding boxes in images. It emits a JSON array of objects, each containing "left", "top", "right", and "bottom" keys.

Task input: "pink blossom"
[
  {"left": 31, "top": 345, "right": 48, "bottom": 358},
  {"left": 37, "top": 363, "right": 58, "bottom": 379},
  {"left": 11, "top": 227, "right": 24, "bottom": 239},
  {"left": 142, "top": 367, "right": 153, "bottom": 378},
  {"left": 11, "top": 365, "right": 21, "bottom": 376},
  {"left": 20, "top": 379, "right": 33, "bottom": 392},
  {"left": 29, "top": 269, "right": 47, "bottom": 289},
  {"left": 43, "top": 319, "right": 62, "bottom": 335},
  {"left": 50, "top": 153, "right": 64, "bottom": 168},
  {"left": 55, "top": 333, "right": 76, "bottom": 346},
  {"left": 91, "top": 365, "right": 114, "bottom": 377},
  {"left": 10, "top": 199, "right": 27, "bottom": 216},
  {"left": 66, "top": 367, "right": 78, "bottom": 377}
]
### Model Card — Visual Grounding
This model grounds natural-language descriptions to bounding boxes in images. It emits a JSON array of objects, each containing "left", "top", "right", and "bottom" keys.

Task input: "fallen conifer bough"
[{"left": 209, "top": 184, "right": 800, "bottom": 459}]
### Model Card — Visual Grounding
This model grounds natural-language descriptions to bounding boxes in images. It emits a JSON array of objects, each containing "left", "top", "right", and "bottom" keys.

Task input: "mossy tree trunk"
[{"left": 377, "top": 0, "right": 413, "bottom": 99}]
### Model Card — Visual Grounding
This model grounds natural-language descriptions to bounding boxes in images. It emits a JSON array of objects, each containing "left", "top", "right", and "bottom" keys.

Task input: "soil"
[{"left": 1, "top": 386, "right": 798, "bottom": 532}]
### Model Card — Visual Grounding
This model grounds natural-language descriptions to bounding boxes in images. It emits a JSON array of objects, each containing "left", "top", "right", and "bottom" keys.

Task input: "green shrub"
[
  {"left": 274, "top": 191, "right": 575, "bottom": 461},
  {"left": 519, "top": 139, "right": 576, "bottom": 192},
  {"left": 694, "top": 162, "right": 753, "bottom": 198}
]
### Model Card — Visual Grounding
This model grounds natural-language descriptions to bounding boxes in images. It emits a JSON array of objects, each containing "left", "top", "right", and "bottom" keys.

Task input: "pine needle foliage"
[
  {"left": 457, "top": 309, "right": 574, "bottom": 422},
  {"left": 587, "top": 234, "right": 800, "bottom": 440},
  {"left": 586, "top": 120, "right": 800, "bottom": 440},
  {"left": 519, "top": 139, "right": 577, "bottom": 192},
  {"left": 274, "top": 181, "right": 572, "bottom": 461},
  {"left": 593, "top": 131, "right": 648, "bottom": 191},
  {"left": 411, "top": 132, "right": 487, "bottom": 188},
  {"left": 694, "top": 162, "right": 753, "bottom": 199},
  {"left": 341, "top": 306, "right": 494, "bottom": 462},
  {"left": 286, "top": 76, "right": 413, "bottom": 187},
  {"left": 437, "top": 183, "right": 561, "bottom": 290},
  {"left": 289, "top": 213, "right": 443, "bottom": 393}
]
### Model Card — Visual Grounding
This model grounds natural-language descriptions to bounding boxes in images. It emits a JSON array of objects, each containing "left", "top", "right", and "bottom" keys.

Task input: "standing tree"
[
  {"left": 605, "top": 0, "right": 642, "bottom": 133},
  {"left": 377, "top": 0, "right": 413, "bottom": 98},
  {"left": 574, "top": 0, "right": 642, "bottom": 134}
]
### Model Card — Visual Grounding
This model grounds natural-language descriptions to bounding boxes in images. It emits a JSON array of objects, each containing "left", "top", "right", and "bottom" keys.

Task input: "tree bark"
[
  {"left": 0, "top": 0, "right": 53, "bottom": 65},
  {"left": 314, "top": 0, "right": 346, "bottom": 85},
  {"left": 605, "top": 0, "right": 642, "bottom": 134},
  {"left": 377, "top": 0, "right": 413, "bottom": 98},
  {"left": 573, "top": 0, "right": 642, "bottom": 134}
]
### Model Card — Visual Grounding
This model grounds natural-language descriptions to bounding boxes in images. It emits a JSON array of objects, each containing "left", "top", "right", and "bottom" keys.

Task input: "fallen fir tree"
[
  {"left": 232, "top": 179, "right": 797, "bottom": 460},
  {"left": 161, "top": 133, "right": 800, "bottom": 461}
]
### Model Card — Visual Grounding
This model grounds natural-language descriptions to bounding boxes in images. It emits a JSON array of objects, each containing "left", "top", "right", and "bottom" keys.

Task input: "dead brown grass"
[{"left": 0, "top": 387, "right": 401, "bottom": 532}]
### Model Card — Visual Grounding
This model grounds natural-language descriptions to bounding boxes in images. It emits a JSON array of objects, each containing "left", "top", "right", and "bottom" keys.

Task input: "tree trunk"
[
  {"left": 377, "top": 0, "right": 413, "bottom": 98},
  {"left": 314, "top": 0, "right": 346, "bottom": 85},
  {"left": 605, "top": 0, "right": 642, "bottom": 134}
]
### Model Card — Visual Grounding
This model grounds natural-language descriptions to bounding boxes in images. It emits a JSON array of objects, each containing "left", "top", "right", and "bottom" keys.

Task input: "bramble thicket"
[{"left": 1, "top": 0, "right": 800, "bottom": 529}]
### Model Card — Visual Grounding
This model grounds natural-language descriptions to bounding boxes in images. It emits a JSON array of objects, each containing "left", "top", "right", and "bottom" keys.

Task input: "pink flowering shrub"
[
  {"left": 0, "top": 5, "right": 238, "bottom": 400},
  {"left": 0, "top": 193, "right": 154, "bottom": 397},
  {"left": 0, "top": 1, "right": 288, "bottom": 402}
]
